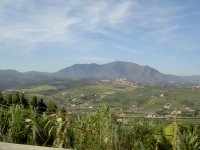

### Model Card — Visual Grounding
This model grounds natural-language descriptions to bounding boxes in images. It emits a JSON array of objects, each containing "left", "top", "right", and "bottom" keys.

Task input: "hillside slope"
[{"left": 55, "top": 61, "right": 182, "bottom": 83}]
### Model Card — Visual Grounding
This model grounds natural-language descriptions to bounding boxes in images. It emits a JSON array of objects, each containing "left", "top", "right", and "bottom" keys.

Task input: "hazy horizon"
[{"left": 0, "top": 0, "right": 200, "bottom": 76}]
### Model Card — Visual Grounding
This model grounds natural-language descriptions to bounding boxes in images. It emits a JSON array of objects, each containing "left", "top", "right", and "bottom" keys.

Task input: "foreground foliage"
[{"left": 0, "top": 105, "right": 200, "bottom": 150}]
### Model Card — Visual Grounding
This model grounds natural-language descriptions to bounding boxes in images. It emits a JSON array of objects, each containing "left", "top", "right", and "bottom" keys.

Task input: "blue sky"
[{"left": 0, "top": 0, "right": 200, "bottom": 75}]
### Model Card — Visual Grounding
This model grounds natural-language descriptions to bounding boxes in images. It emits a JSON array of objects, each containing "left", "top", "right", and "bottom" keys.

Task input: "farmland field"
[{"left": 2, "top": 80, "right": 200, "bottom": 118}]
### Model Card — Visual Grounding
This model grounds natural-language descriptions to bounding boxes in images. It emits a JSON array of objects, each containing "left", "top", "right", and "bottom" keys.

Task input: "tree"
[
  {"left": 37, "top": 98, "right": 47, "bottom": 114},
  {"left": 30, "top": 96, "right": 38, "bottom": 108},
  {"left": 20, "top": 93, "right": 29, "bottom": 108},
  {"left": 0, "top": 91, "right": 3, "bottom": 104},
  {"left": 47, "top": 100, "right": 58, "bottom": 113},
  {"left": 0, "top": 92, "right": 9, "bottom": 107},
  {"left": 1, "top": 99, "right": 7, "bottom": 106},
  {"left": 6, "top": 94, "right": 13, "bottom": 106},
  {"left": 12, "top": 92, "right": 20, "bottom": 105}
]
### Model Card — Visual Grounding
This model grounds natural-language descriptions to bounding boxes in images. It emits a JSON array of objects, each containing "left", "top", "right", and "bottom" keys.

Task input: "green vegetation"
[
  {"left": 0, "top": 91, "right": 57, "bottom": 114},
  {"left": 4, "top": 82, "right": 200, "bottom": 110},
  {"left": 17, "top": 85, "right": 58, "bottom": 93},
  {"left": 2, "top": 81, "right": 200, "bottom": 120},
  {"left": 0, "top": 104, "right": 200, "bottom": 149},
  {"left": 1, "top": 82, "right": 200, "bottom": 149}
]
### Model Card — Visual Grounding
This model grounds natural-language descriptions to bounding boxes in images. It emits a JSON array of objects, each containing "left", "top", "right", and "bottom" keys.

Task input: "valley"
[
  {"left": 2, "top": 78, "right": 200, "bottom": 118},
  {"left": 1, "top": 62, "right": 200, "bottom": 149}
]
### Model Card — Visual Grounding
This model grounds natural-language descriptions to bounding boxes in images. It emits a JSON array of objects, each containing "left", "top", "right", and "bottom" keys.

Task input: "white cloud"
[
  {"left": 73, "top": 0, "right": 134, "bottom": 31},
  {"left": 0, "top": 0, "right": 200, "bottom": 53},
  {"left": 105, "top": 1, "right": 134, "bottom": 26},
  {"left": 0, "top": 0, "right": 80, "bottom": 51},
  {"left": 0, "top": 0, "right": 133, "bottom": 51},
  {"left": 114, "top": 45, "right": 144, "bottom": 54},
  {"left": 141, "top": 25, "right": 179, "bottom": 44}
]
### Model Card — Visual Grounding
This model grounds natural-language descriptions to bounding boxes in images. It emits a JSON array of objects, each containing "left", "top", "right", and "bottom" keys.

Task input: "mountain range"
[{"left": 0, "top": 61, "right": 200, "bottom": 89}]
